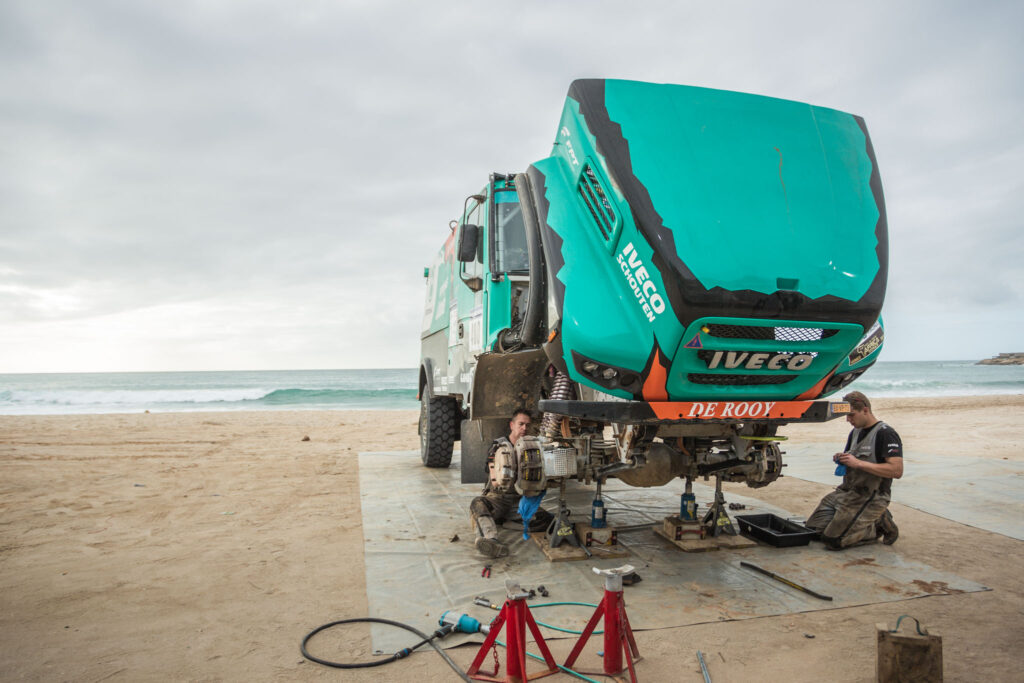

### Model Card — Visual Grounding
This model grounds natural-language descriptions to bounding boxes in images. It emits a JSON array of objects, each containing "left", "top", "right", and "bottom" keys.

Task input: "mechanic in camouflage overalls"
[
  {"left": 470, "top": 409, "right": 553, "bottom": 558},
  {"left": 806, "top": 391, "right": 902, "bottom": 549}
]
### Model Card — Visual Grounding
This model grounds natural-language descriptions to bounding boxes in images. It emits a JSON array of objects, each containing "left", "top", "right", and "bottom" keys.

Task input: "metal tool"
[
  {"left": 591, "top": 479, "right": 607, "bottom": 528},
  {"left": 739, "top": 561, "right": 833, "bottom": 601},
  {"left": 439, "top": 610, "right": 491, "bottom": 636},
  {"left": 547, "top": 496, "right": 591, "bottom": 557},
  {"left": 680, "top": 478, "right": 698, "bottom": 521},
  {"left": 474, "top": 596, "right": 500, "bottom": 610},
  {"left": 465, "top": 579, "right": 560, "bottom": 681},
  {"left": 701, "top": 475, "right": 737, "bottom": 536},
  {"left": 564, "top": 565, "right": 640, "bottom": 682}
]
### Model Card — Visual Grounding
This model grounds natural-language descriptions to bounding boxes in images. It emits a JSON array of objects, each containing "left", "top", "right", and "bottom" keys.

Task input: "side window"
[{"left": 495, "top": 190, "right": 528, "bottom": 273}]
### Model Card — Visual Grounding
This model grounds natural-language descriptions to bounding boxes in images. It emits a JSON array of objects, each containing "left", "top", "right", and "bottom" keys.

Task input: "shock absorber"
[{"left": 542, "top": 371, "right": 577, "bottom": 438}]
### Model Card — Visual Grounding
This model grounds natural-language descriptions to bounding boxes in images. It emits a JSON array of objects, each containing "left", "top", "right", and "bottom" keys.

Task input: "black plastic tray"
[{"left": 736, "top": 514, "right": 816, "bottom": 547}]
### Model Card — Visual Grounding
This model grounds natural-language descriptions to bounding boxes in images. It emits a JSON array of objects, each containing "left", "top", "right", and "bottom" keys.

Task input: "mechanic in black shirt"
[{"left": 806, "top": 391, "right": 902, "bottom": 549}]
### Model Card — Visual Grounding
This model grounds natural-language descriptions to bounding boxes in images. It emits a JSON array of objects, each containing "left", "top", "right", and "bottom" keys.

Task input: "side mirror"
[{"left": 457, "top": 224, "right": 480, "bottom": 263}]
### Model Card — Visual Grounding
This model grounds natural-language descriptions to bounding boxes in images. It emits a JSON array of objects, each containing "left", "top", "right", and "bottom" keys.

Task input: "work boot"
[
  {"left": 877, "top": 510, "right": 899, "bottom": 545},
  {"left": 473, "top": 516, "right": 508, "bottom": 558}
]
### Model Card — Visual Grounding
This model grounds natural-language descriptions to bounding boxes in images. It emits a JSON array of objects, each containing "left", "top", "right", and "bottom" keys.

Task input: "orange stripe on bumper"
[{"left": 649, "top": 400, "right": 816, "bottom": 421}]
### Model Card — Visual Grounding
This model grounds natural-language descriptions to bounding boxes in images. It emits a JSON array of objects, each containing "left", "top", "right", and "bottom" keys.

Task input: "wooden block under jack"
[
  {"left": 576, "top": 522, "right": 618, "bottom": 548},
  {"left": 876, "top": 621, "right": 942, "bottom": 682},
  {"left": 531, "top": 530, "right": 630, "bottom": 562},
  {"left": 654, "top": 515, "right": 757, "bottom": 552}
]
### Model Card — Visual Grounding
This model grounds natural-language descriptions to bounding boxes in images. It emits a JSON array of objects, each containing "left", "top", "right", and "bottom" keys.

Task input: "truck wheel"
[{"left": 419, "top": 395, "right": 457, "bottom": 467}]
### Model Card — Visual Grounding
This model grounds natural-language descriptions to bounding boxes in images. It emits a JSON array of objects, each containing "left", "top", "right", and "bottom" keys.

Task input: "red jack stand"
[
  {"left": 466, "top": 580, "right": 559, "bottom": 682},
  {"left": 563, "top": 565, "right": 641, "bottom": 682}
]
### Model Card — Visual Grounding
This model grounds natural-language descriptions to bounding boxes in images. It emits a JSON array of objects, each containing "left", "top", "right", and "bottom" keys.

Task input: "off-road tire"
[{"left": 419, "top": 395, "right": 457, "bottom": 467}]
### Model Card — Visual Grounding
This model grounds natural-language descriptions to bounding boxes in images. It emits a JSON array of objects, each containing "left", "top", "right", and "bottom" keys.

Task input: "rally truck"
[{"left": 418, "top": 79, "right": 886, "bottom": 502}]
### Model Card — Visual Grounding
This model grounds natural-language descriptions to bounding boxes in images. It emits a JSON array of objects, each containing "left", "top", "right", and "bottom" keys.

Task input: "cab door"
[
  {"left": 485, "top": 180, "right": 531, "bottom": 350},
  {"left": 448, "top": 194, "right": 486, "bottom": 404}
]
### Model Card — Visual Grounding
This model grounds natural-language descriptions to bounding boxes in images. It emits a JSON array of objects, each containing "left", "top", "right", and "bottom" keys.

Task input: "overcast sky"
[{"left": 1, "top": 1, "right": 1021, "bottom": 373}]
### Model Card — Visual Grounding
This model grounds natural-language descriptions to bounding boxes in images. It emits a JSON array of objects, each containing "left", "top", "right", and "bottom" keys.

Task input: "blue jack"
[
  {"left": 591, "top": 480, "right": 607, "bottom": 528},
  {"left": 680, "top": 479, "right": 697, "bottom": 521}
]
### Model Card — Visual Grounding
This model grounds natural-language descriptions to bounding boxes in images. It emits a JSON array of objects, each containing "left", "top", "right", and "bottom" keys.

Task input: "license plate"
[{"left": 831, "top": 403, "right": 851, "bottom": 414}]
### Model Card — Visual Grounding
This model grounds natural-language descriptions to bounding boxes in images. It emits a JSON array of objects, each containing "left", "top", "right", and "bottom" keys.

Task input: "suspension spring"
[{"left": 542, "top": 372, "right": 577, "bottom": 438}]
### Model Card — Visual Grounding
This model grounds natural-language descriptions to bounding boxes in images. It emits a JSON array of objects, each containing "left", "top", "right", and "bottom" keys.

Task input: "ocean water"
[
  {"left": 0, "top": 361, "right": 1021, "bottom": 416},
  {"left": 0, "top": 368, "right": 419, "bottom": 415},
  {"left": 842, "top": 360, "right": 1024, "bottom": 399}
]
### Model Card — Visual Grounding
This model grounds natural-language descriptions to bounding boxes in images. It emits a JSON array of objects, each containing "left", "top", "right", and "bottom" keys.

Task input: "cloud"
[{"left": 1, "top": 1, "right": 1022, "bottom": 371}]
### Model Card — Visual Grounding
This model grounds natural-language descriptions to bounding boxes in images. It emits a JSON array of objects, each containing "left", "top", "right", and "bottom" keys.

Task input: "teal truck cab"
[{"left": 418, "top": 79, "right": 887, "bottom": 498}]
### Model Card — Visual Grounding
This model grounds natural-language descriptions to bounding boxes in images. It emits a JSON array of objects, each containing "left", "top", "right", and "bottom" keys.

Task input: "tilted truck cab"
[{"left": 418, "top": 79, "right": 887, "bottom": 498}]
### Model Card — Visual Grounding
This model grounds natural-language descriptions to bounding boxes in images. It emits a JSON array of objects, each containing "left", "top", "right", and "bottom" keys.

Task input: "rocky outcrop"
[{"left": 977, "top": 353, "right": 1024, "bottom": 365}]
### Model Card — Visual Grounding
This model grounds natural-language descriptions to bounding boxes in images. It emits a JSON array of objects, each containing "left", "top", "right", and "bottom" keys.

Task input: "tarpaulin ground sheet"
[
  {"left": 783, "top": 444, "right": 1024, "bottom": 541},
  {"left": 358, "top": 451, "right": 989, "bottom": 654}
]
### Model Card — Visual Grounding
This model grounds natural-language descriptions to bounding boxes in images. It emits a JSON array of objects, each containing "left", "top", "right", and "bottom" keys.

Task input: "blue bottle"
[
  {"left": 591, "top": 494, "right": 606, "bottom": 528},
  {"left": 680, "top": 492, "right": 697, "bottom": 521}
]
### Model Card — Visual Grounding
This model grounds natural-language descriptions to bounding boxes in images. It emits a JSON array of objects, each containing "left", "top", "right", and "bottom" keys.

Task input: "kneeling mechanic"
[{"left": 806, "top": 391, "right": 902, "bottom": 549}]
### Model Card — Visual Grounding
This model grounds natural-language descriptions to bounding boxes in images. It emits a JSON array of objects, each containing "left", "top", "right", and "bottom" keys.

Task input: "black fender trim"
[{"left": 418, "top": 360, "right": 435, "bottom": 400}]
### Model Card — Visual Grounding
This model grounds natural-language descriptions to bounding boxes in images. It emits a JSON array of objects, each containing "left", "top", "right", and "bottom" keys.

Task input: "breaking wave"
[
  {"left": 0, "top": 369, "right": 419, "bottom": 415},
  {"left": 251, "top": 387, "right": 415, "bottom": 406}
]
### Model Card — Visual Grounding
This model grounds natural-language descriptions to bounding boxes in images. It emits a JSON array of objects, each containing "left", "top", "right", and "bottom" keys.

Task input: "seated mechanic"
[
  {"left": 806, "top": 391, "right": 902, "bottom": 549},
  {"left": 469, "top": 409, "right": 553, "bottom": 558}
]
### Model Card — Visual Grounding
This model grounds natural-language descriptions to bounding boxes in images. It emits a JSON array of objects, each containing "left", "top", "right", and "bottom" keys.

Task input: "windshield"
[{"left": 495, "top": 190, "right": 528, "bottom": 273}]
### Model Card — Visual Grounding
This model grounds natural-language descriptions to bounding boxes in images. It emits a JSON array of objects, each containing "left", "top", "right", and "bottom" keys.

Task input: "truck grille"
[
  {"left": 688, "top": 373, "right": 797, "bottom": 385},
  {"left": 578, "top": 165, "right": 617, "bottom": 241},
  {"left": 696, "top": 349, "right": 819, "bottom": 362},
  {"left": 703, "top": 324, "right": 839, "bottom": 342}
]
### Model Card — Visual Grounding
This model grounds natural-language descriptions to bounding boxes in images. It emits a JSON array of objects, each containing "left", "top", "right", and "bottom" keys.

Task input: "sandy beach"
[{"left": 2, "top": 396, "right": 1022, "bottom": 681}]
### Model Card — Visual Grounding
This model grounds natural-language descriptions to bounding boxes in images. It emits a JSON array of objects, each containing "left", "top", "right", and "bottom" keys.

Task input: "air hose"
[
  {"left": 300, "top": 617, "right": 470, "bottom": 681},
  {"left": 492, "top": 636, "right": 604, "bottom": 683},
  {"left": 528, "top": 601, "right": 603, "bottom": 635},
  {"left": 301, "top": 602, "right": 610, "bottom": 681}
]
